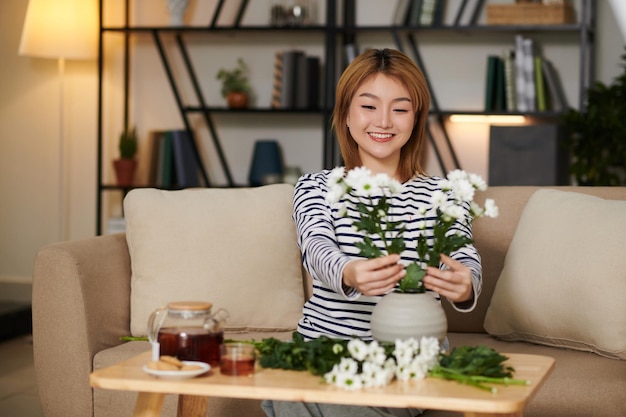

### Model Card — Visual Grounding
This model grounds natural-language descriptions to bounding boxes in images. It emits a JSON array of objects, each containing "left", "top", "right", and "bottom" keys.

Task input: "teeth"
[{"left": 370, "top": 133, "right": 392, "bottom": 139}]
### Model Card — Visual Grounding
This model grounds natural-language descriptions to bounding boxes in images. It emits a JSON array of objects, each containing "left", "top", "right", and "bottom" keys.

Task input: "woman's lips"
[{"left": 369, "top": 132, "right": 394, "bottom": 142}]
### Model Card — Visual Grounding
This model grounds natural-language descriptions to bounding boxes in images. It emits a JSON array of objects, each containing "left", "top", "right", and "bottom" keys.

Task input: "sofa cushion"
[
  {"left": 484, "top": 189, "right": 626, "bottom": 360},
  {"left": 124, "top": 184, "right": 305, "bottom": 336}
]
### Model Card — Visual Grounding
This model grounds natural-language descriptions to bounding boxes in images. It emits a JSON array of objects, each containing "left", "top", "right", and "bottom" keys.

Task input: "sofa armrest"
[{"left": 32, "top": 233, "right": 131, "bottom": 417}]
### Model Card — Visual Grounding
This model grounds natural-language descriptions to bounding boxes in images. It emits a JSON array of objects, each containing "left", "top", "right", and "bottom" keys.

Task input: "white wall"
[{"left": 1, "top": 0, "right": 624, "bottom": 283}]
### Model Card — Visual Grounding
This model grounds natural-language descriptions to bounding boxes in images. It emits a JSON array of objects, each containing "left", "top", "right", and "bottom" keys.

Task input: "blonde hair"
[{"left": 332, "top": 48, "right": 430, "bottom": 181}]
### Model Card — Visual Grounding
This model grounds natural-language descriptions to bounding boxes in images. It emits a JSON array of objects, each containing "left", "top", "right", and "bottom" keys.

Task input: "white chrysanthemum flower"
[
  {"left": 395, "top": 363, "right": 418, "bottom": 381},
  {"left": 439, "top": 179, "right": 452, "bottom": 192},
  {"left": 470, "top": 201, "right": 484, "bottom": 217},
  {"left": 338, "top": 357, "right": 359, "bottom": 375},
  {"left": 336, "top": 371, "right": 363, "bottom": 390},
  {"left": 365, "top": 341, "right": 387, "bottom": 366},
  {"left": 326, "top": 183, "right": 346, "bottom": 204},
  {"left": 328, "top": 166, "right": 345, "bottom": 185},
  {"left": 388, "top": 178, "right": 404, "bottom": 194},
  {"left": 362, "top": 362, "right": 394, "bottom": 387},
  {"left": 324, "top": 366, "right": 339, "bottom": 384},
  {"left": 337, "top": 203, "right": 347, "bottom": 218},
  {"left": 484, "top": 198, "right": 499, "bottom": 218},
  {"left": 468, "top": 172, "right": 487, "bottom": 191},
  {"left": 347, "top": 339, "right": 368, "bottom": 361},
  {"left": 441, "top": 204, "right": 465, "bottom": 220},
  {"left": 345, "top": 167, "right": 378, "bottom": 196},
  {"left": 447, "top": 169, "right": 468, "bottom": 182},
  {"left": 449, "top": 178, "right": 475, "bottom": 203},
  {"left": 407, "top": 357, "right": 429, "bottom": 380},
  {"left": 372, "top": 173, "right": 391, "bottom": 188},
  {"left": 430, "top": 190, "right": 448, "bottom": 210},
  {"left": 393, "top": 339, "right": 415, "bottom": 366},
  {"left": 419, "top": 337, "right": 440, "bottom": 361}
]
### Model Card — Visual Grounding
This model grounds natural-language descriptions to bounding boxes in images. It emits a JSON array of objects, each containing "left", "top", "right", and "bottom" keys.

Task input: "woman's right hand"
[{"left": 342, "top": 254, "right": 406, "bottom": 296}]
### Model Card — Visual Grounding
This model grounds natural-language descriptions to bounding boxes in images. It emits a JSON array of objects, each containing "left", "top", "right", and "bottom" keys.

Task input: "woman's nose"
[{"left": 375, "top": 110, "right": 392, "bottom": 128}]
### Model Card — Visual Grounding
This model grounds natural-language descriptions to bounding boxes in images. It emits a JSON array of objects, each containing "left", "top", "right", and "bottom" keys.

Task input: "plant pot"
[
  {"left": 370, "top": 291, "right": 447, "bottom": 344},
  {"left": 226, "top": 92, "right": 249, "bottom": 109},
  {"left": 113, "top": 159, "right": 137, "bottom": 187}
]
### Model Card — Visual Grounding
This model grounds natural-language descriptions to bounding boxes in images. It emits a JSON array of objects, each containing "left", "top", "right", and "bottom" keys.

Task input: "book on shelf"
[
  {"left": 485, "top": 54, "right": 506, "bottom": 112},
  {"left": 484, "top": 55, "right": 499, "bottom": 111},
  {"left": 494, "top": 55, "right": 505, "bottom": 111},
  {"left": 273, "top": 49, "right": 321, "bottom": 110},
  {"left": 271, "top": 51, "right": 283, "bottom": 109},
  {"left": 502, "top": 49, "right": 516, "bottom": 112},
  {"left": 514, "top": 35, "right": 528, "bottom": 112},
  {"left": 170, "top": 129, "right": 201, "bottom": 188},
  {"left": 279, "top": 50, "right": 303, "bottom": 109},
  {"left": 542, "top": 58, "right": 568, "bottom": 112},
  {"left": 419, "top": 0, "right": 437, "bottom": 26},
  {"left": 534, "top": 55, "right": 547, "bottom": 112},
  {"left": 522, "top": 37, "right": 536, "bottom": 112},
  {"left": 148, "top": 129, "right": 201, "bottom": 188},
  {"left": 159, "top": 131, "right": 175, "bottom": 188}
]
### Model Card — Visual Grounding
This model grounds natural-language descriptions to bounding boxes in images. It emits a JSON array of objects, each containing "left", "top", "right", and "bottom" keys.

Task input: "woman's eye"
[
  {"left": 361, "top": 105, "right": 375, "bottom": 110},
  {"left": 394, "top": 108, "right": 409, "bottom": 113}
]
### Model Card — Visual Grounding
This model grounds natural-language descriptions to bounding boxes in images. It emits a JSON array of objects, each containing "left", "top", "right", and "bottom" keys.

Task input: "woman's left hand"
[{"left": 423, "top": 254, "right": 473, "bottom": 303}]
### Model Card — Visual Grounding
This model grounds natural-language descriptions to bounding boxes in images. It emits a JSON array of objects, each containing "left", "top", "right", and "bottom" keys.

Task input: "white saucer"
[{"left": 143, "top": 361, "right": 210, "bottom": 379}]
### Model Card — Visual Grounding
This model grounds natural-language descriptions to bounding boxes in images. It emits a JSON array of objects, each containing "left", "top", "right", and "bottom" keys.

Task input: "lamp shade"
[{"left": 19, "top": 0, "right": 98, "bottom": 60}]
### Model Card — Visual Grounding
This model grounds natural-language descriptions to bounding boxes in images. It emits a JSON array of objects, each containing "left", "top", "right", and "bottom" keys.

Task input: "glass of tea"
[{"left": 220, "top": 342, "right": 256, "bottom": 376}]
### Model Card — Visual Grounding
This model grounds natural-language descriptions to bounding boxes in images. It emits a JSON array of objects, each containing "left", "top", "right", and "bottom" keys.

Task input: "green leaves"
[
  {"left": 430, "top": 345, "right": 528, "bottom": 392},
  {"left": 399, "top": 263, "right": 426, "bottom": 293},
  {"left": 561, "top": 46, "right": 626, "bottom": 186},
  {"left": 352, "top": 196, "right": 406, "bottom": 258},
  {"left": 254, "top": 333, "right": 350, "bottom": 376}
]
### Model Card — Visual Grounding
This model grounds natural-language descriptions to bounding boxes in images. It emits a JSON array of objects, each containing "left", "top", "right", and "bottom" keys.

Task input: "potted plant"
[
  {"left": 561, "top": 47, "right": 626, "bottom": 186},
  {"left": 216, "top": 58, "right": 252, "bottom": 109},
  {"left": 113, "top": 126, "right": 138, "bottom": 187}
]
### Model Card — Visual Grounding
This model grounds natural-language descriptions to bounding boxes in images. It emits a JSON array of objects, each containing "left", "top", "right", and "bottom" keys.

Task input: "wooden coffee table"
[{"left": 90, "top": 351, "right": 554, "bottom": 417}]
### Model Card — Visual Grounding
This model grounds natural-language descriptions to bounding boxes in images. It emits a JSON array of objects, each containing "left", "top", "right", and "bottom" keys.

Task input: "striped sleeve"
[{"left": 292, "top": 172, "right": 358, "bottom": 298}]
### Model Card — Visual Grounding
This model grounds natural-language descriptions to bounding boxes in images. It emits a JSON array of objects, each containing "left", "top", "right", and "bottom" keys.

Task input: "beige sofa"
[{"left": 32, "top": 185, "right": 626, "bottom": 417}]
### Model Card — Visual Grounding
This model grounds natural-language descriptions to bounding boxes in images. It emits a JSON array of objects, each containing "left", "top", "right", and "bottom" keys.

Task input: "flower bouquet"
[{"left": 326, "top": 167, "right": 499, "bottom": 293}]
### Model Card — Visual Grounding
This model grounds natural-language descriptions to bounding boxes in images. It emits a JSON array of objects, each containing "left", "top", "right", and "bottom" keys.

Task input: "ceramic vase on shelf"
[
  {"left": 370, "top": 291, "right": 447, "bottom": 344},
  {"left": 167, "top": 0, "right": 189, "bottom": 26}
]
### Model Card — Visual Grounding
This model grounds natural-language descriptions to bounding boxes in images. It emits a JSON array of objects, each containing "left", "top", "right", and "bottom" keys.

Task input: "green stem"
[
  {"left": 120, "top": 335, "right": 148, "bottom": 342},
  {"left": 429, "top": 367, "right": 530, "bottom": 393}
]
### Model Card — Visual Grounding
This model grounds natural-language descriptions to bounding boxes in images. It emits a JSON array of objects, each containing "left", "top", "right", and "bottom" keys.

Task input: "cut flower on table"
[
  {"left": 326, "top": 167, "right": 498, "bottom": 293},
  {"left": 249, "top": 333, "right": 530, "bottom": 392}
]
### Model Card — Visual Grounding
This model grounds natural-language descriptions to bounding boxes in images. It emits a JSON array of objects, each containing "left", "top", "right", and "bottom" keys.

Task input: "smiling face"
[{"left": 346, "top": 73, "right": 416, "bottom": 179}]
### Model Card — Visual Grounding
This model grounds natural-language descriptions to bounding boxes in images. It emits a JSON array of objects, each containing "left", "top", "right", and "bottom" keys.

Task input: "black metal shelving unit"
[{"left": 96, "top": 0, "right": 595, "bottom": 234}]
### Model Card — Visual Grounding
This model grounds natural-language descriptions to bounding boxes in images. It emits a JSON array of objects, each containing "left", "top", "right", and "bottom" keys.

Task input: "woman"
[{"left": 262, "top": 48, "right": 481, "bottom": 417}]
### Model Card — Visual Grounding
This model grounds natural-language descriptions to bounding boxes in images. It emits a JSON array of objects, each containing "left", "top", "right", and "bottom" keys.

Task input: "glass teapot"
[{"left": 147, "top": 301, "right": 229, "bottom": 366}]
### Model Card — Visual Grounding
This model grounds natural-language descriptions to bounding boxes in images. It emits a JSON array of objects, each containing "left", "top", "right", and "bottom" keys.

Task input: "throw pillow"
[
  {"left": 125, "top": 184, "right": 305, "bottom": 336},
  {"left": 484, "top": 189, "right": 626, "bottom": 360}
]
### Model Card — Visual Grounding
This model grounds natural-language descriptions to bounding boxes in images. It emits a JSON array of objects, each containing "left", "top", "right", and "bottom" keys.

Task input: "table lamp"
[{"left": 18, "top": 0, "right": 98, "bottom": 240}]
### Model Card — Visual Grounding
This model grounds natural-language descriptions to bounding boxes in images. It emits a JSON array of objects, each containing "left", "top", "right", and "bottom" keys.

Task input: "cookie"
[
  {"left": 159, "top": 355, "right": 183, "bottom": 368},
  {"left": 147, "top": 360, "right": 179, "bottom": 371}
]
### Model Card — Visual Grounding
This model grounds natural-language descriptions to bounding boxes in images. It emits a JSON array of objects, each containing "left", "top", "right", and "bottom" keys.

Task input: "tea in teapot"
[{"left": 147, "top": 301, "right": 229, "bottom": 367}]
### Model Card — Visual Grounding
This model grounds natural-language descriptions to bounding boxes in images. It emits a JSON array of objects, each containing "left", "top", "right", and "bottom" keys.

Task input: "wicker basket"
[{"left": 486, "top": 3, "right": 575, "bottom": 25}]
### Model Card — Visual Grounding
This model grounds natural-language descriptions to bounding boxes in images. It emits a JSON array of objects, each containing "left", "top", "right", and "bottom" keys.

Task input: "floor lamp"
[{"left": 18, "top": 0, "right": 98, "bottom": 241}]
